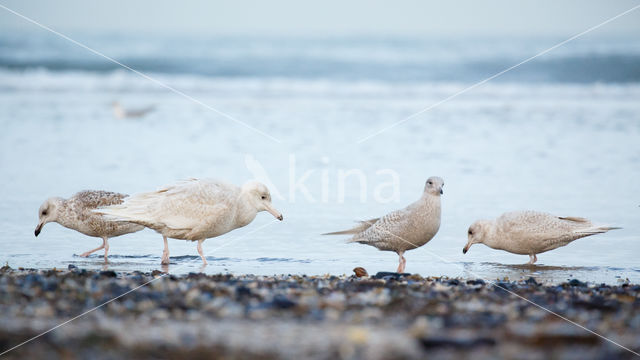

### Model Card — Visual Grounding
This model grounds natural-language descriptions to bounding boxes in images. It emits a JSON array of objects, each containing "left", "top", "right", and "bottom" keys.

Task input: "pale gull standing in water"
[
  {"left": 324, "top": 177, "right": 443, "bottom": 273},
  {"left": 95, "top": 178, "right": 283, "bottom": 265},
  {"left": 35, "top": 191, "right": 144, "bottom": 261},
  {"left": 463, "top": 210, "right": 621, "bottom": 264}
]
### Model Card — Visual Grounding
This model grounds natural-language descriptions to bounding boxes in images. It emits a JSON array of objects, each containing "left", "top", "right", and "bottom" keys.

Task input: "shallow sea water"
[{"left": 1, "top": 35, "right": 639, "bottom": 284}]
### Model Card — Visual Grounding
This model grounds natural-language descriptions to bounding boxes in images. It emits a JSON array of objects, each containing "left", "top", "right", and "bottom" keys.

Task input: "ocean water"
[{"left": 1, "top": 33, "right": 639, "bottom": 284}]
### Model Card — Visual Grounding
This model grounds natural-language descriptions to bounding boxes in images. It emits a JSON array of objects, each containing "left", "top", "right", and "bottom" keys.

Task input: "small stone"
[
  {"left": 272, "top": 294, "right": 296, "bottom": 309},
  {"left": 151, "top": 270, "right": 164, "bottom": 277},
  {"left": 567, "top": 279, "right": 587, "bottom": 287},
  {"left": 419, "top": 336, "right": 495, "bottom": 349},
  {"left": 373, "top": 272, "right": 410, "bottom": 280},
  {"left": 346, "top": 327, "right": 369, "bottom": 344},
  {"left": 353, "top": 267, "right": 369, "bottom": 278},
  {"left": 466, "top": 279, "right": 485, "bottom": 286},
  {"left": 99, "top": 270, "right": 117, "bottom": 278},
  {"left": 236, "top": 286, "right": 252, "bottom": 299},
  {"left": 524, "top": 277, "right": 539, "bottom": 286}
]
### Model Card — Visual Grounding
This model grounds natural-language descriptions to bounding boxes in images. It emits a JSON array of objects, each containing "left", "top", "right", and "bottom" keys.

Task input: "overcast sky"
[{"left": 1, "top": 0, "right": 639, "bottom": 37}]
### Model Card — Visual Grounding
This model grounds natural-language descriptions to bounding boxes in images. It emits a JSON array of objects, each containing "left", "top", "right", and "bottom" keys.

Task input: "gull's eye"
[
  {"left": 42, "top": 210, "right": 47, "bottom": 216},
  {"left": 427, "top": 181, "right": 432, "bottom": 185},
  {"left": 261, "top": 195, "right": 267, "bottom": 200},
  {"left": 468, "top": 229, "right": 473, "bottom": 235}
]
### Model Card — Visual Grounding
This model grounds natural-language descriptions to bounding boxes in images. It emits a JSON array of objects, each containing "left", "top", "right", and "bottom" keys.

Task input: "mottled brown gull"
[
  {"left": 463, "top": 210, "right": 621, "bottom": 264},
  {"left": 35, "top": 190, "right": 144, "bottom": 261},
  {"left": 95, "top": 178, "right": 283, "bottom": 265},
  {"left": 323, "top": 176, "right": 443, "bottom": 273}
]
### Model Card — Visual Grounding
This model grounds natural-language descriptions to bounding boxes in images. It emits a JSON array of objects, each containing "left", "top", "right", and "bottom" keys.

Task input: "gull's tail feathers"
[
  {"left": 322, "top": 218, "right": 379, "bottom": 236},
  {"left": 559, "top": 216, "right": 590, "bottom": 223},
  {"left": 574, "top": 225, "right": 622, "bottom": 236},
  {"left": 93, "top": 191, "right": 161, "bottom": 225}
]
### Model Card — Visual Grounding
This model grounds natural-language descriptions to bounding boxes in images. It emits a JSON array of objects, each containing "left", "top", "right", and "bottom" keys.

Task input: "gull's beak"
[
  {"left": 34, "top": 222, "right": 43, "bottom": 237},
  {"left": 462, "top": 244, "right": 469, "bottom": 254},
  {"left": 266, "top": 204, "right": 283, "bottom": 221}
]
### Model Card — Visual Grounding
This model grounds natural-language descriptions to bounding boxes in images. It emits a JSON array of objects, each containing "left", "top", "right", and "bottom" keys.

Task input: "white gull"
[
  {"left": 463, "top": 210, "right": 621, "bottom": 264},
  {"left": 112, "top": 101, "right": 155, "bottom": 119},
  {"left": 95, "top": 178, "right": 283, "bottom": 265}
]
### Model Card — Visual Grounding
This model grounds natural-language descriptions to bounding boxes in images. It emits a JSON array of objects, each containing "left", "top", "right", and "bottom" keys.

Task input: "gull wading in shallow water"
[
  {"left": 323, "top": 176, "right": 443, "bottom": 273},
  {"left": 463, "top": 210, "right": 621, "bottom": 264},
  {"left": 35, "top": 191, "right": 144, "bottom": 261},
  {"left": 95, "top": 178, "right": 283, "bottom": 265}
]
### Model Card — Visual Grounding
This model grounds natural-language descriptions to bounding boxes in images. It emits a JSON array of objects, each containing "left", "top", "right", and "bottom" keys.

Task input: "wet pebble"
[
  {"left": 373, "top": 272, "right": 410, "bottom": 280},
  {"left": 419, "top": 335, "right": 496, "bottom": 349},
  {"left": 99, "top": 270, "right": 117, "bottom": 278},
  {"left": 567, "top": 279, "right": 588, "bottom": 287}
]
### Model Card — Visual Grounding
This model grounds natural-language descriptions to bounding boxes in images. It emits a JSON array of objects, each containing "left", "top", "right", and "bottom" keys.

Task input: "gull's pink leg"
[
  {"left": 528, "top": 254, "right": 538, "bottom": 264},
  {"left": 161, "top": 236, "right": 170, "bottom": 265},
  {"left": 197, "top": 239, "right": 208, "bottom": 265},
  {"left": 103, "top": 238, "right": 110, "bottom": 262},
  {"left": 80, "top": 237, "right": 106, "bottom": 257},
  {"left": 396, "top": 251, "right": 406, "bottom": 273}
]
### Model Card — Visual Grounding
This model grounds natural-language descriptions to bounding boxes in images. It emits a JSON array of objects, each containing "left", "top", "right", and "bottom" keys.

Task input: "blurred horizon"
[
  {"left": 2, "top": 1, "right": 639, "bottom": 84},
  {"left": 1, "top": 1, "right": 639, "bottom": 37},
  {"left": 2, "top": 32, "right": 640, "bottom": 84}
]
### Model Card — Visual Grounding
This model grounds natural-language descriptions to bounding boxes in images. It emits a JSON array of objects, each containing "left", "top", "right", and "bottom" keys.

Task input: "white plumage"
[
  {"left": 95, "top": 178, "right": 283, "bottom": 265},
  {"left": 112, "top": 101, "right": 155, "bottom": 119},
  {"left": 463, "top": 210, "right": 620, "bottom": 264}
]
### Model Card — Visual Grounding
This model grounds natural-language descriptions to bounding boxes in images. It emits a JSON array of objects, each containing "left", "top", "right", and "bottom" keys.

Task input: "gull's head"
[
  {"left": 35, "top": 197, "right": 62, "bottom": 237},
  {"left": 424, "top": 176, "right": 444, "bottom": 196},
  {"left": 242, "top": 181, "right": 283, "bottom": 221},
  {"left": 463, "top": 220, "right": 490, "bottom": 254}
]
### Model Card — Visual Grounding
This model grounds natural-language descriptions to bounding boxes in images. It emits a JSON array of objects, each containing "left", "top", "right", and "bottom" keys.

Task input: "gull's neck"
[
  {"left": 420, "top": 192, "right": 441, "bottom": 206},
  {"left": 235, "top": 190, "right": 258, "bottom": 227},
  {"left": 481, "top": 221, "right": 502, "bottom": 250},
  {"left": 51, "top": 198, "right": 72, "bottom": 227}
]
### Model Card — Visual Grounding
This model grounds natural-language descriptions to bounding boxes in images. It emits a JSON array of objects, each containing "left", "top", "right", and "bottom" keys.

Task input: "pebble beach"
[{"left": 1, "top": 265, "right": 639, "bottom": 359}]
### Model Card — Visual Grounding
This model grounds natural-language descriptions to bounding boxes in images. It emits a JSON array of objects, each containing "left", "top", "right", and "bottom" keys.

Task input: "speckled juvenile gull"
[
  {"left": 35, "top": 190, "right": 144, "bottom": 261},
  {"left": 94, "top": 178, "right": 283, "bottom": 265},
  {"left": 324, "top": 176, "right": 443, "bottom": 273},
  {"left": 463, "top": 210, "right": 621, "bottom": 264}
]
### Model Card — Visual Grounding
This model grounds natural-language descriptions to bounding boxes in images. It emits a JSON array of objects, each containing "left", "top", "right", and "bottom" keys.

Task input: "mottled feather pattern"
[
  {"left": 330, "top": 177, "right": 443, "bottom": 255},
  {"left": 54, "top": 191, "right": 144, "bottom": 238},
  {"left": 489, "top": 211, "right": 611, "bottom": 255},
  {"left": 353, "top": 208, "right": 412, "bottom": 249},
  {"left": 74, "top": 190, "right": 128, "bottom": 209}
]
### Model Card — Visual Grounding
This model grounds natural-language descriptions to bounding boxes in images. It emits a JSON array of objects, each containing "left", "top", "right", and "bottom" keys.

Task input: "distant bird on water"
[
  {"left": 463, "top": 210, "right": 621, "bottom": 264},
  {"left": 95, "top": 178, "right": 283, "bottom": 265},
  {"left": 324, "top": 177, "right": 444, "bottom": 273},
  {"left": 35, "top": 191, "right": 144, "bottom": 261},
  {"left": 112, "top": 101, "right": 155, "bottom": 119}
]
